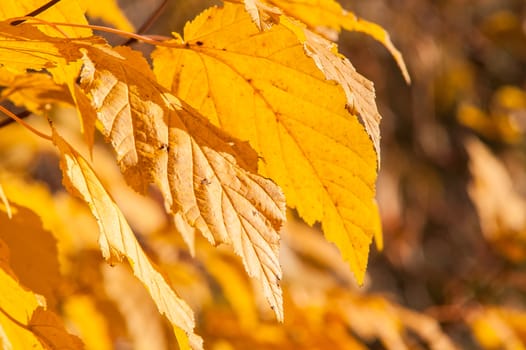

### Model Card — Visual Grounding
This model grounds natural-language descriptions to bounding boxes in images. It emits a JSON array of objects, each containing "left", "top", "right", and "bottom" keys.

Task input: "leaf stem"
[{"left": 0, "top": 106, "right": 52, "bottom": 141}]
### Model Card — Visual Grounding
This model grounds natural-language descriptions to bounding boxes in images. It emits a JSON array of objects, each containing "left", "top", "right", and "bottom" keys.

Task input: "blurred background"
[{"left": 94, "top": 0, "right": 526, "bottom": 347}]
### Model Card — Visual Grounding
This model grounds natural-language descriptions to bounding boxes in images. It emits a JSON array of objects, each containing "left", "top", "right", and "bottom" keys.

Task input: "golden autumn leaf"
[
  {"left": 0, "top": 67, "right": 72, "bottom": 113},
  {"left": 85, "top": 0, "right": 134, "bottom": 32},
  {"left": 280, "top": 18, "right": 383, "bottom": 158},
  {"left": 152, "top": 3, "right": 378, "bottom": 284},
  {"left": 0, "top": 0, "right": 91, "bottom": 37},
  {"left": 63, "top": 295, "right": 113, "bottom": 350},
  {"left": 469, "top": 307, "right": 526, "bottom": 350},
  {"left": 232, "top": 0, "right": 409, "bottom": 82},
  {"left": 0, "top": 204, "right": 62, "bottom": 309},
  {"left": 78, "top": 44, "right": 286, "bottom": 320},
  {"left": 0, "top": 240, "right": 82, "bottom": 350},
  {"left": 51, "top": 128, "right": 203, "bottom": 349},
  {"left": 0, "top": 21, "right": 103, "bottom": 74}
]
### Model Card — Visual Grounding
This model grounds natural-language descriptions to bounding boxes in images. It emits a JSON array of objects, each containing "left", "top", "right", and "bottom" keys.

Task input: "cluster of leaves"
[{"left": 0, "top": 0, "right": 430, "bottom": 349}]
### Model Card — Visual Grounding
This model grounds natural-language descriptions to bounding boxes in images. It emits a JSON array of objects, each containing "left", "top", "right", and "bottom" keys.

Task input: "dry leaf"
[{"left": 52, "top": 128, "right": 203, "bottom": 349}]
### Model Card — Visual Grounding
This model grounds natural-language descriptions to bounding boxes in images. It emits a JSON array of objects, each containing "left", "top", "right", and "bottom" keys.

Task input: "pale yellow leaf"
[
  {"left": 152, "top": 3, "right": 378, "bottom": 284},
  {"left": 78, "top": 45, "right": 286, "bottom": 320},
  {"left": 103, "top": 264, "right": 168, "bottom": 350},
  {"left": 51, "top": 128, "right": 203, "bottom": 349},
  {"left": 466, "top": 137, "right": 526, "bottom": 261}
]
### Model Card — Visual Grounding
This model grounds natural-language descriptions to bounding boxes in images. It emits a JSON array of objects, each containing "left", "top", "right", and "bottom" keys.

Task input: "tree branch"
[
  {"left": 123, "top": 0, "right": 168, "bottom": 46},
  {"left": 10, "top": 0, "right": 61, "bottom": 25}
]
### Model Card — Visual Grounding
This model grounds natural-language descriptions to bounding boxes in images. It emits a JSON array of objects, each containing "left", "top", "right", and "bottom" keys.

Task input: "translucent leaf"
[
  {"left": 0, "top": 0, "right": 91, "bottom": 37},
  {"left": 152, "top": 3, "right": 378, "bottom": 284},
  {"left": 280, "top": 18, "right": 383, "bottom": 157},
  {"left": 51, "top": 129, "right": 203, "bottom": 350},
  {"left": 63, "top": 295, "right": 113, "bottom": 350},
  {"left": 0, "top": 248, "right": 82, "bottom": 350},
  {"left": 235, "top": 0, "right": 410, "bottom": 82},
  {"left": 78, "top": 45, "right": 286, "bottom": 320},
  {"left": 86, "top": 0, "right": 134, "bottom": 32},
  {"left": 0, "top": 67, "right": 72, "bottom": 113},
  {"left": 0, "top": 21, "right": 103, "bottom": 74},
  {"left": 0, "top": 204, "right": 61, "bottom": 309}
]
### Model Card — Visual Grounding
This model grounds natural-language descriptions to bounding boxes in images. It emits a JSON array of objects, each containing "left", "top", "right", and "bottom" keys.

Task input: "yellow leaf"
[
  {"left": 282, "top": 18, "right": 383, "bottom": 157},
  {"left": 86, "top": 0, "right": 134, "bottom": 32},
  {"left": 0, "top": 183, "right": 10, "bottom": 219},
  {"left": 0, "top": 67, "right": 73, "bottom": 113},
  {"left": 236, "top": 0, "right": 410, "bottom": 82},
  {"left": 0, "top": 204, "right": 62, "bottom": 309},
  {"left": 152, "top": 3, "right": 378, "bottom": 284},
  {"left": 470, "top": 307, "right": 526, "bottom": 350},
  {"left": 0, "top": 21, "right": 103, "bottom": 74},
  {"left": 0, "top": 0, "right": 91, "bottom": 37},
  {"left": 63, "top": 295, "right": 113, "bottom": 350},
  {"left": 51, "top": 128, "right": 203, "bottom": 349},
  {"left": 78, "top": 44, "right": 286, "bottom": 320},
  {"left": 0, "top": 264, "right": 82, "bottom": 350}
]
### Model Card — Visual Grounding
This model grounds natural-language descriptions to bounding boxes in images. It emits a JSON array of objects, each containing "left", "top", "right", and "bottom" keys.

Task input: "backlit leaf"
[
  {"left": 0, "top": 21, "right": 103, "bottom": 74},
  {"left": 0, "top": 243, "right": 82, "bottom": 350},
  {"left": 0, "top": 204, "right": 62, "bottom": 309},
  {"left": 51, "top": 128, "right": 203, "bottom": 349},
  {"left": 152, "top": 3, "right": 378, "bottom": 284},
  {"left": 86, "top": 0, "right": 134, "bottom": 32},
  {"left": 0, "top": 67, "right": 72, "bottom": 113},
  {"left": 0, "top": 0, "right": 91, "bottom": 37},
  {"left": 78, "top": 45, "right": 286, "bottom": 320},
  {"left": 235, "top": 0, "right": 409, "bottom": 82}
]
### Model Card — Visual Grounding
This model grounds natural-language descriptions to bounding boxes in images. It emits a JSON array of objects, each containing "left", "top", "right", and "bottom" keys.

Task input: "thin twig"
[
  {"left": 123, "top": 0, "right": 169, "bottom": 46},
  {"left": 0, "top": 110, "right": 31, "bottom": 128},
  {"left": 0, "top": 106, "right": 52, "bottom": 140},
  {"left": 10, "top": 0, "right": 61, "bottom": 25}
]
